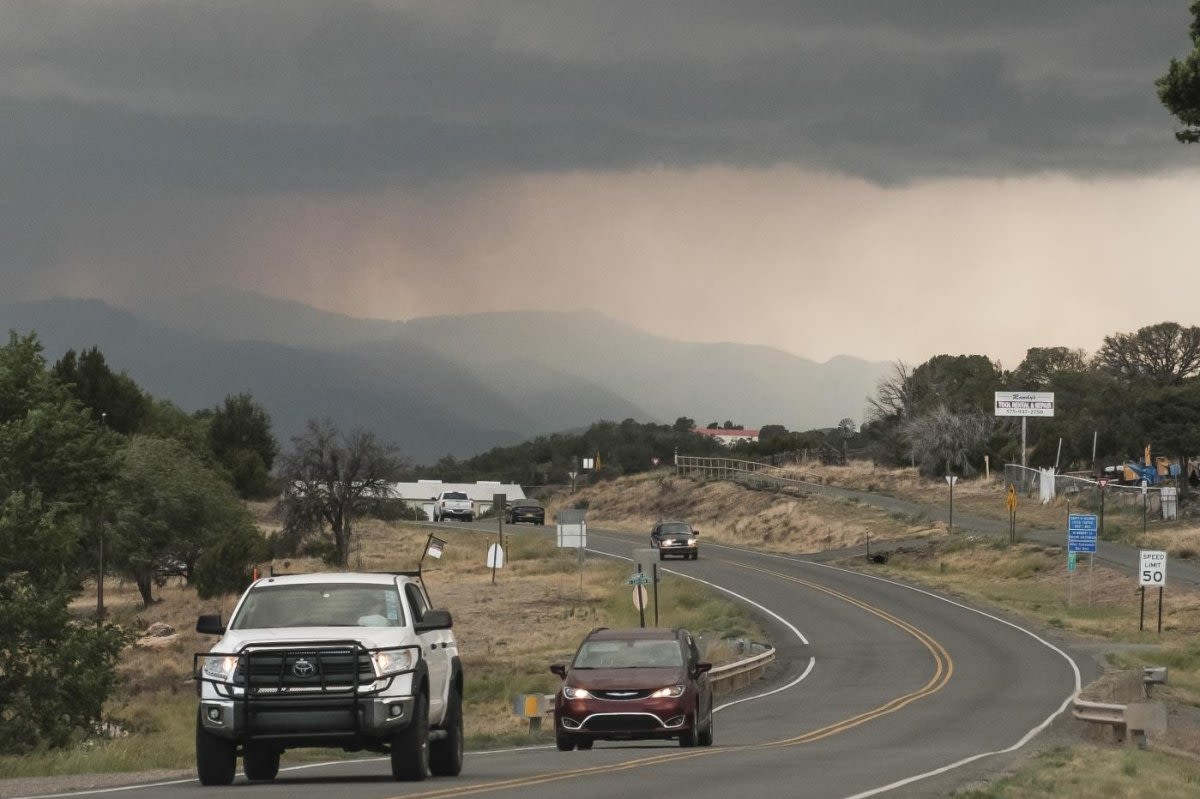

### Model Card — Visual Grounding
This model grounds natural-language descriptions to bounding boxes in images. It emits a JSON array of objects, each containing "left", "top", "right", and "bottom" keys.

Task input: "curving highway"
[{"left": 17, "top": 523, "right": 1093, "bottom": 799}]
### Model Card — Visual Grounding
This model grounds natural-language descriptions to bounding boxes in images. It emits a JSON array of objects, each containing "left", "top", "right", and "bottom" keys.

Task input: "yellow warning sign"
[{"left": 1005, "top": 484, "right": 1018, "bottom": 512}]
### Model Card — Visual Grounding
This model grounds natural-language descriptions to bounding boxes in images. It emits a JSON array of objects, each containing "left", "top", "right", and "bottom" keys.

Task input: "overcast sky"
[{"left": 4, "top": 1, "right": 1199, "bottom": 367}]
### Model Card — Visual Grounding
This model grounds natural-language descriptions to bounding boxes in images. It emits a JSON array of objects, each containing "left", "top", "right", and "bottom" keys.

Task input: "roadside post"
[
  {"left": 627, "top": 567, "right": 651, "bottom": 628},
  {"left": 946, "top": 475, "right": 958, "bottom": 534},
  {"left": 1138, "top": 550, "right": 1167, "bottom": 634},
  {"left": 494, "top": 493, "right": 506, "bottom": 583},
  {"left": 652, "top": 563, "right": 660, "bottom": 627},
  {"left": 1005, "top": 483, "right": 1018, "bottom": 544},
  {"left": 1067, "top": 513, "right": 1098, "bottom": 608},
  {"left": 556, "top": 509, "right": 587, "bottom": 600}
]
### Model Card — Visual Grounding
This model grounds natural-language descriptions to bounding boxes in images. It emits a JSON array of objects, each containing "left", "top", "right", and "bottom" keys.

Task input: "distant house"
[
  {"left": 691, "top": 427, "right": 760, "bottom": 446},
  {"left": 387, "top": 480, "right": 527, "bottom": 520}
]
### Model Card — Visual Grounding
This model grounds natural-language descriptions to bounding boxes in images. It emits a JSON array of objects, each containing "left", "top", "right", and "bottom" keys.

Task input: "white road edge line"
[
  {"left": 685, "top": 543, "right": 1083, "bottom": 799},
  {"left": 585, "top": 543, "right": 815, "bottom": 713}
]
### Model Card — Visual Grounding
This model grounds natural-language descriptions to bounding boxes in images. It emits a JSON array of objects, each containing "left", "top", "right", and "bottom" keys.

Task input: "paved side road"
[{"left": 796, "top": 479, "right": 1200, "bottom": 589}]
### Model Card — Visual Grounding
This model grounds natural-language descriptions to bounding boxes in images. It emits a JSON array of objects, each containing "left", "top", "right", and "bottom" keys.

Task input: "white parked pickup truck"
[{"left": 432, "top": 491, "right": 473, "bottom": 523}]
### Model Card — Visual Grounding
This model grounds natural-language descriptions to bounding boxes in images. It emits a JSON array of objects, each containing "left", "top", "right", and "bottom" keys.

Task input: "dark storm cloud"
[{"left": 1, "top": 0, "right": 1193, "bottom": 195}]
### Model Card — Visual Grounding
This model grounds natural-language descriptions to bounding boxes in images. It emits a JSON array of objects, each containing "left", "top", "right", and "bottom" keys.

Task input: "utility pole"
[{"left": 96, "top": 411, "right": 107, "bottom": 619}]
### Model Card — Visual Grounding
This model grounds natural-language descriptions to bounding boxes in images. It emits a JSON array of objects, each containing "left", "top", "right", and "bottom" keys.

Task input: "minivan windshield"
[
  {"left": 573, "top": 638, "right": 683, "bottom": 669},
  {"left": 231, "top": 584, "right": 405, "bottom": 629}
]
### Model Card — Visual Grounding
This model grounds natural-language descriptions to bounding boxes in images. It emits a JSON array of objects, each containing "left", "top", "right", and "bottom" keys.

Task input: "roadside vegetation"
[{"left": 0, "top": 512, "right": 762, "bottom": 779}]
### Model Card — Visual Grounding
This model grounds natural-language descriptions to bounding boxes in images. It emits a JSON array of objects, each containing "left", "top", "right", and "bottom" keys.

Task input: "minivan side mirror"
[
  {"left": 196, "top": 614, "right": 226, "bottom": 636},
  {"left": 550, "top": 664, "right": 567, "bottom": 679},
  {"left": 692, "top": 661, "right": 712, "bottom": 678}
]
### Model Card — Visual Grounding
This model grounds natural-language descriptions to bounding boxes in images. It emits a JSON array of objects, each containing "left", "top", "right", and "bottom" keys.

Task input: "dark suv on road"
[
  {"left": 550, "top": 627, "right": 713, "bottom": 750},
  {"left": 650, "top": 521, "right": 699, "bottom": 560}
]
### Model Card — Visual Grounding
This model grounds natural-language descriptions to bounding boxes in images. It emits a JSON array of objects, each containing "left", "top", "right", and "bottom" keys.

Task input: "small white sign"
[
  {"left": 994, "top": 391, "right": 1055, "bottom": 417},
  {"left": 486, "top": 543, "right": 505, "bottom": 569},
  {"left": 945, "top": 475, "right": 958, "bottom": 486},
  {"left": 1139, "top": 550, "right": 1167, "bottom": 587},
  {"left": 582, "top": 457, "right": 594, "bottom": 469},
  {"left": 632, "top": 585, "right": 648, "bottom": 610}
]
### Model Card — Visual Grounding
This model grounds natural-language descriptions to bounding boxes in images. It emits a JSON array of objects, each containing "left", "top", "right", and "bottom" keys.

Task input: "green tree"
[
  {"left": 110, "top": 435, "right": 263, "bottom": 606},
  {"left": 1012, "top": 347, "right": 1088, "bottom": 390},
  {"left": 278, "top": 419, "right": 404, "bottom": 566},
  {"left": 0, "top": 332, "right": 127, "bottom": 753},
  {"left": 1157, "top": 1, "right": 1200, "bottom": 143},
  {"left": 200, "top": 393, "right": 279, "bottom": 499},
  {"left": 51, "top": 347, "right": 148, "bottom": 434},
  {"left": 672, "top": 416, "right": 696, "bottom": 433},
  {"left": 1094, "top": 322, "right": 1200, "bottom": 386}
]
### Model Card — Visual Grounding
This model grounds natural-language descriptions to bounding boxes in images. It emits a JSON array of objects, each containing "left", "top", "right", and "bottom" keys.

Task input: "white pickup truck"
[
  {"left": 432, "top": 491, "right": 473, "bottom": 523},
  {"left": 193, "top": 571, "right": 462, "bottom": 785}
]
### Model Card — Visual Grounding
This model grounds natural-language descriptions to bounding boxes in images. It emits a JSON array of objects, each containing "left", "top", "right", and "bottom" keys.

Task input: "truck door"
[{"left": 404, "top": 582, "right": 450, "bottom": 720}]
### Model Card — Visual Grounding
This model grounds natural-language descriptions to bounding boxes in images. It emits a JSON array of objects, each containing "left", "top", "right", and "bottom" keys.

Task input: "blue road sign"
[{"left": 1067, "top": 513, "right": 1098, "bottom": 553}]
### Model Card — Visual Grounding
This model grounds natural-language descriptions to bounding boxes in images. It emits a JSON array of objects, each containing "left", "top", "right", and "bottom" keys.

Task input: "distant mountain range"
[{"left": 0, "top": 290, "right": 891, "bottom": 462}]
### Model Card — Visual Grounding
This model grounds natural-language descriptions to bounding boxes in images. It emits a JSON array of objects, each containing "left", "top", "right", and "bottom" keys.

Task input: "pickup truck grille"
[{"left": 237, "top": 647, "right": 374, "bottom": 693}]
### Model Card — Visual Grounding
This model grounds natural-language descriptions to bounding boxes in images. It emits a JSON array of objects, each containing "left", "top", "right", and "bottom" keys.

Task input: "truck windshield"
[
  {"left": 443, "top": 492, "right": 468, "bottom": 500},
  {"left": 231, "top": 584, "right": 405, "bottom": 629}
]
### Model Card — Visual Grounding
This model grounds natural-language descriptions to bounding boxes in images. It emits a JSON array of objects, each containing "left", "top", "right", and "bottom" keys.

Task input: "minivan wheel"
[{"left": 555, "top": 732, "right": 576, "bottom": 751}]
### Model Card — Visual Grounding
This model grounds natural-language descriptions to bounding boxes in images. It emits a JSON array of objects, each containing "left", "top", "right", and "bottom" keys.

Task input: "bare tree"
[
  {"left": 866, "top": 361, "right": 914, "bottom": 422},
  {"left": 1094, "top": 322, "right": 1200, "bottom": 386},
  {"left": 277, "top": 418, "right": 404, "bottom": 566},
  {"left": 900, "top": 406, "right": 994, "bottom": 477}
]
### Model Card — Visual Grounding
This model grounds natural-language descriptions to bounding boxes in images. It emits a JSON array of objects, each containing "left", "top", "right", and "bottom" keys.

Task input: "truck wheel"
[
  {"left": 243, "top": 744, "right": 280, "bottom": 781},
  {"left": 430, "top": 685, "right": 464, "bottom": 776},
  {"left": 195, "top": 711, "right": 236, "bottom": 786},
  {"left": 391, "top": 693, "right": 430, "bottom": 781},
  {"left": 465, "top": 515, "right": 473, "bottom": 523}
]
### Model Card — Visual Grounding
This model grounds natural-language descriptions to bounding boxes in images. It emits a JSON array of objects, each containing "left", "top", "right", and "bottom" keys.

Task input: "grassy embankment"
[{"left": 0, "top": 513, "right": 761, "bottom": 779}]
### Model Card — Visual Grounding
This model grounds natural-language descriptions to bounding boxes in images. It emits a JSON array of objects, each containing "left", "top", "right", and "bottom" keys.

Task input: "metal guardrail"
[
  {"left": 709, "top": 646, "right": 776, "bottom": 696},
  {"left": 1072, "top": 696, "right": 1127, "bottom": 728}
]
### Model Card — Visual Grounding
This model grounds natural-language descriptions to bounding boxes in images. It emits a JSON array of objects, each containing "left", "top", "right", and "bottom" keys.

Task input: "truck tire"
[
  {"left": 429, "top": 685, "right": 464, "bottom": 776},
  {"left": 195, "top": 711, "right": 236, "bottom": 786},
  {"left": 391, "top": 693, "right": 430, "bottom": 781},
  {"left": 243, "top": 744, "right": 280, "bottom": 781}
]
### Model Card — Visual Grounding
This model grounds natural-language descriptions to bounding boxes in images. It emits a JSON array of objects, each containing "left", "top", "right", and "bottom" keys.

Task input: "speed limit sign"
[{"left": 1139, "top": 550, "right": 1168, "bottom": 587}]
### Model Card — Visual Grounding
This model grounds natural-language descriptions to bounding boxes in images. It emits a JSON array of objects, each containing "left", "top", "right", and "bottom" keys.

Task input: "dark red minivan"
[{"left": 550, "top": 627, "right": 713, "bottom": 750}]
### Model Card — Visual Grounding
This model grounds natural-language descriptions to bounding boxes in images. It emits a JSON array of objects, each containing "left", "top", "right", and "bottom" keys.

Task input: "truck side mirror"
[{"left": 196, "top": 614, "right": 226, "bottom": 636}]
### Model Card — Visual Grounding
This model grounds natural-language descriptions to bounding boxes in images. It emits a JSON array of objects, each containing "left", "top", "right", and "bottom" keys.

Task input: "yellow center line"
[{"left": 384, "top": 556, "right": 954, "bottom": 799}]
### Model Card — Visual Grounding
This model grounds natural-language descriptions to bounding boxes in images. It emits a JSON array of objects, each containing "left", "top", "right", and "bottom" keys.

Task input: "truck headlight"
[
  {"left": 687, "top": 538, "right": 696, "bottom": 546},
  {"left": 203, "top": 655, "right": 238, "bottom": 682},
  {"left": 372, "top": 648, "right": 417, "bottom": 677},
  {"left": 651, "top": 685, "right": 685, "bottom": 698}
]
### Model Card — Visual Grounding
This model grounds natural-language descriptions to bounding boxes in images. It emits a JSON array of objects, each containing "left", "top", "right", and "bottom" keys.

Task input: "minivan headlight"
[
  {"left": 651, "top": 685, "right": 685, "bottom": 698},
  {"left": 372, "top": 648, "right": 417, "bottom": 677},
  {"left": 203, "top": 655, "right": 238, "bottom": 682},
  {"left": 563, "top": 686, "right": 591, "bottom": 699}
]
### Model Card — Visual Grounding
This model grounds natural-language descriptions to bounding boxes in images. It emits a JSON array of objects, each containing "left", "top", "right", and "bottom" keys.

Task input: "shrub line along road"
[{"left": 25, "top": 514, "right": 1091, "bottom": 799}]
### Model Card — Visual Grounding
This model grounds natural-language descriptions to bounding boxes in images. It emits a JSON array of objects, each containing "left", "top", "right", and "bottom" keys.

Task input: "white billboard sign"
[
  {"left": 994, "top": 391, "right": 1055, "bottom": 417},
  {"left": 1139, "top": 550, "right": 1167, "bottom": 587}
]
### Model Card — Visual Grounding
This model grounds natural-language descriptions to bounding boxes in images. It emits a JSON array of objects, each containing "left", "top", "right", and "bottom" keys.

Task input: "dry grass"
[{"left": 546, "top": 472, "right": 944, "bottom": 553}]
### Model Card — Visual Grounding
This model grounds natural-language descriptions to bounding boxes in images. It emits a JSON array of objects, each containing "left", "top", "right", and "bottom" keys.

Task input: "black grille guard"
[{"left": 193, "top": 639, "right": 420, "bottom": 701}]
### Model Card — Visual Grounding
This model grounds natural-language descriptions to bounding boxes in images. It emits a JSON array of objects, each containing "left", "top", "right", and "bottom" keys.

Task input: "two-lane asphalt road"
[{"left": 19, "top": 523, "right": 1091, "bottom": 799}]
